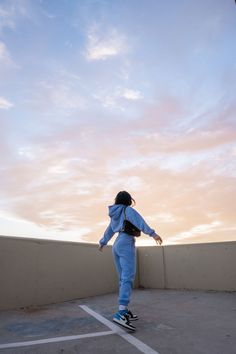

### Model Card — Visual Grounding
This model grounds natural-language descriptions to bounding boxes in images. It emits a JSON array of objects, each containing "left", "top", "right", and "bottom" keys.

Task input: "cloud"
[
  {"left": 166, "top": 221, "right": 236, "bottom": 245},
  {"left": 0, "top": 117, "right": 11, "bottom": 158},
  {"left": 0, "top": 0, "right": 235, "bottom": 246},
  {"left": 0, "top": 210, "right": 91, "bottom": 242},
  {"left": 0, "top": 2, "right": 16, "bottom": 30},
  {"left": 27, "top": 79, "right": 87, "bottom": 116},
  {"left": 167, "top": 221, "right": 223, "bottom": 244},
  {"left": 122, "top": 88, "right": 142, "bottom": 100},
  {"left": 0, "top": 41, "right": 15, "bottom": 66},
  {"left": 85, "top": 25, "right": 127, "bottom": 61},
  {"left": 0, "top": 135, "right": 112, "bottom": 232},
  {"left": 117, "top": 160, "right": 236, "bottom": 241},
  {"left": 0, "top": 96, "right": 13, "bottom": 110},
  {"left": 134, "top": 129, "right": 236, "bottom": 157},
  {"left": 121, "top": 95, "right": 236, "bottom": 160},
  {"left": 135, "top": 95, "right": 185, "bottom": 131},
  {"left": 93, "top": 91, "right": 118, "bottom": 109},
  {"left": 92, "top": 85, "right": 143, "bottom": 110},
  {"left": 0, "top": 108, "right": 235, "bottom": 245},
  {"left": 146, "top": 213, "right": 176, "bottom": 224},
  {"left": 0, "top": 0, "right": 31, "bottom": 32}
]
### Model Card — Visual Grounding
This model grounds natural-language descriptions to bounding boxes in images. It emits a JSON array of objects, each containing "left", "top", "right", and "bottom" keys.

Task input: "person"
[{"left": 98, "top": 191, "right": 163, "bottom": 331}]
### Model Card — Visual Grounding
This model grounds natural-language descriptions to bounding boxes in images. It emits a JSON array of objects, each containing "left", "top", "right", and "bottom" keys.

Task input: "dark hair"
[{"left": 114, "top": 191, "right": 136, "bottom": 206}]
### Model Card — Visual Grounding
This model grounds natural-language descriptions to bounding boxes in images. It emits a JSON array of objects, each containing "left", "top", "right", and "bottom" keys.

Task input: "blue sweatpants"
[{"left": 112, "top": 233, "right": 136, "bottom": 307}]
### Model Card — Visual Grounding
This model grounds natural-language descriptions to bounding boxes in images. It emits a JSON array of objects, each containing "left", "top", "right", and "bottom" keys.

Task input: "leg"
[
  {"left": 112, "top": 247, "right": 122, "bottom": 288},
  {"left": 112, "top": 241, "right": 137, "bottom": 331},
  {"left": 118, "top": 246, "right": 136, "bottom": 307}
]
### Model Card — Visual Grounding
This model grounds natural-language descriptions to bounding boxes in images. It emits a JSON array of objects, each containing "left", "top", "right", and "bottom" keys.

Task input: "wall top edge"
[
  {"left": 139, "top": 240, "right": 236, "bottom": 248},
  {"left": 0, "top": 235, "right": 235, "bottom": 248},
  {"left": 0, "top": 235, "right": 103, "bottom": 247}
]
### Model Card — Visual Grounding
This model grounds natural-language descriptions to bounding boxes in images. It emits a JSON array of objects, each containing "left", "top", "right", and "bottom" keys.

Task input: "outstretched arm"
[
  {"left": 126, "top": 207, "right": 155, "bottom": 235},
  {"left": 126, "top": 207, "right": 163, "bottom": 245},
  {"left": 98, "top": 223, "right": 115, "bottom": 251}
]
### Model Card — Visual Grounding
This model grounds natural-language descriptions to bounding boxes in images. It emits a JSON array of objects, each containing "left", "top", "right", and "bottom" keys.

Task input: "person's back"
[{"left": 99, "top": 191, "right": 163, "bottom": 331}]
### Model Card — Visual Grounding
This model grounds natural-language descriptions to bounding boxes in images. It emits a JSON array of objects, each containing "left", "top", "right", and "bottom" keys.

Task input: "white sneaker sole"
[
  {"left": 128, "top": 317, "right": 139, "bottom": 321},
  {"left": 113, "top": 317, "right": 136, "bottom": 331}
]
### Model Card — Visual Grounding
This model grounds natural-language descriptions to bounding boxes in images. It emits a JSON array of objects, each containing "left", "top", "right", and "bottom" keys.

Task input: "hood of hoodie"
[{"left": 108, "top": 204, "right": 126, "bottom": 232}]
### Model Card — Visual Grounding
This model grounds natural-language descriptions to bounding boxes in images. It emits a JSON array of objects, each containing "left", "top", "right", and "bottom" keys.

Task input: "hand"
[
  {"left": 153, "top": 234, "right": 163, "bottom": 245},
  {"left": 98, "top": 244, "right": 104, "bottom": 252}
]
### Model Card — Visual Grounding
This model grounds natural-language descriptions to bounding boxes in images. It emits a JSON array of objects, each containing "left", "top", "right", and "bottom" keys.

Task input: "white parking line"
[
  {"left": 0, "top": 305, "right": 161, "bottom": 353},
  {"left": 0, "top": 330, "right": 114, "bottom": 349},
  {"left": 80, "top": 305, "right": 160, "bottom": 354}
]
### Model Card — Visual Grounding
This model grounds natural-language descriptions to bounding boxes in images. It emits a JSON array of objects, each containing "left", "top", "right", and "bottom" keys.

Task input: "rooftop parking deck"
[{"left": 0, "top": 289, "right": 236, "bottom": 354}]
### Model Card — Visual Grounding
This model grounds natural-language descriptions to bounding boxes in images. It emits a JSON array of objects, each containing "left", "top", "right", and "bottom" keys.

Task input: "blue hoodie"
[{"left": 99, "top": 204, "right": 156, "bottom": 246}]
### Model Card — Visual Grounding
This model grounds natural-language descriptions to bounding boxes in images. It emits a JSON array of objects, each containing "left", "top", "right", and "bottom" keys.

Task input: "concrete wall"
[
  {"left": 0, "top": 236, "right": 119, "bottom": 310},
  {"left": 138, "top": 242, "right": 236, "bottom": 292},
  {"left": 0, "top": 236, "right": 236, "bottom": 310},
  {"left": 137, "top": 246, "right": 165, "bottom": 289}
]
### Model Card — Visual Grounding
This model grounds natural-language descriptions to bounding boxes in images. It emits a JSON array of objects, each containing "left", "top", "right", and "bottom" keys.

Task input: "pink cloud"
[{"left": 0, "top": 93, "right": 235, "bottom": 244}]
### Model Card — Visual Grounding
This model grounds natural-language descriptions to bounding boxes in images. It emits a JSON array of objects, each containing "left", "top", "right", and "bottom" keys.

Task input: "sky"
[{"left": 0, "top": 0, "right": 236, "bottom": 246}]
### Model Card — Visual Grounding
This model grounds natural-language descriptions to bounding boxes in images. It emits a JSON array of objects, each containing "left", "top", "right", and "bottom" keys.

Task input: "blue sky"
[{"left": 0, "top": 0, "right": 236, "bottom": 245}]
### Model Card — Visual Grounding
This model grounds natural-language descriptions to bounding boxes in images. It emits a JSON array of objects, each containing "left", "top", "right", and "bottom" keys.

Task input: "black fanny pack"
[{"left": 121, "top": 207, "right": 141, "bottom": 237}]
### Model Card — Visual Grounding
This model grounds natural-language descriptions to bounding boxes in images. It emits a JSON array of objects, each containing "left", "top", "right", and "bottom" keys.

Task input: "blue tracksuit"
[{"left": 99, "top": 204, "right": 156, "bottom": 306}]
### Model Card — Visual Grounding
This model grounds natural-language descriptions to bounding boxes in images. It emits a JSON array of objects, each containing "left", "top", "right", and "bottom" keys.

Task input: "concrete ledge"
[
  {"left": 139, "top": 241, "right": 236, "bottom": 291},
  {"left": 137, "top": 246, "right": 165, "bottom": 289},
  {"left": 0, "top": 236, "right": 118, "bottom": 310},
  {"left": 0, "top": 236, "right": 235, "bottom": 310}
]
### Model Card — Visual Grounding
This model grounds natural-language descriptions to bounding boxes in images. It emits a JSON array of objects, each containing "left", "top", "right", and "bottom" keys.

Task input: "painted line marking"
[
  {"left": 0, "top": 330, "right": 113, "bottom": 349},
  {"left": 80, "top": 305, "right": 160, "bottom": 354}
]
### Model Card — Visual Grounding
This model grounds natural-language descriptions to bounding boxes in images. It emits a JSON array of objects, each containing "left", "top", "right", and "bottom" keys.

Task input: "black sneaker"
[
  {"left": 126, "top": 309, "right": 139, "bottom": 321},
  {"left": 113, "top": 311, "right": 136, "bottom": 331}
]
